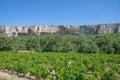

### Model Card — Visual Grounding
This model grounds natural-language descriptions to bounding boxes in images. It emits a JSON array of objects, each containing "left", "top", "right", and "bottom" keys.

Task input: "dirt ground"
[{"left": 0, "top": 71, "right": 29, "bottom": 80}]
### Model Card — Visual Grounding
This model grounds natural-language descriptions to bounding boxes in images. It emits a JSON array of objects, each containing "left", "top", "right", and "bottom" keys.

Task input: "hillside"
[{"left": 0, "top": 23, "right": 120, "bottom": 37}]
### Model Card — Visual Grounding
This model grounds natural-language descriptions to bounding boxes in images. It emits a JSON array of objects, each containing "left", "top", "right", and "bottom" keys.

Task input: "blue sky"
[{"left": 0, "top": 0, "right": 120, "bottom": 25}]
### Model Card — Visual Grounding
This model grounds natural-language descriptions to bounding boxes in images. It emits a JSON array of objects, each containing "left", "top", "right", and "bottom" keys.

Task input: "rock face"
[{"left": 0, "top": 23, "right": 120, "bottom": 37}]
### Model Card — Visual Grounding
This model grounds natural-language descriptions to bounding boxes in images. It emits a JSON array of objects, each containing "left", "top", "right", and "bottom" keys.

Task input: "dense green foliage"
[
  {"left": 0, "top": 33, "right": 120, "bottom": 54},
  {"left": 0, "top": 52, "right": 120, "bottom": 79}
]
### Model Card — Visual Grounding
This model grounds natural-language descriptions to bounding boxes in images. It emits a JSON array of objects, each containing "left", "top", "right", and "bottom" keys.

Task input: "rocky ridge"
[{"left": 0, "top": 23, "right": 120, "bottom": 37}]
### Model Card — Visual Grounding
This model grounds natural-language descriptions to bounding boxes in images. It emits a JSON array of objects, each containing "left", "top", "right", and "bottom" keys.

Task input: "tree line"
[{"left": 0, "top": 33, "right": 120, "bottom": 54}]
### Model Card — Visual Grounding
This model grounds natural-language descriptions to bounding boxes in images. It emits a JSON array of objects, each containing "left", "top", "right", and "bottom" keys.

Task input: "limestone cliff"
[{"left": 0, "top": 23, "right": 120, "bottom": 37}]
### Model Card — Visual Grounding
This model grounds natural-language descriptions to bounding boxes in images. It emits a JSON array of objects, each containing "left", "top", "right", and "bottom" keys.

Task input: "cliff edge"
[{"left": 0, "top": 23, "right": 120, "bottom": 37}]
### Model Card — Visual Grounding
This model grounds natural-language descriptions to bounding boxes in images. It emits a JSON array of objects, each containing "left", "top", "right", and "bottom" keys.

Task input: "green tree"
[{"left": 0, "top": 36, "right": 12, "bottom": 51}]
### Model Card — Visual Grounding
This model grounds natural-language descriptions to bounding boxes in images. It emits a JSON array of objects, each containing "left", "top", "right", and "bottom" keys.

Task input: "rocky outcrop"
[{"left": 0, "top": 23, "right": 120, "bottom": 37}]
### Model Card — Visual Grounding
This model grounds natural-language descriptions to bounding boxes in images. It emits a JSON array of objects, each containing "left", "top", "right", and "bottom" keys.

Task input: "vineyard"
[{"left": 0, "top": 52, "right": 120, "bottom": 80}]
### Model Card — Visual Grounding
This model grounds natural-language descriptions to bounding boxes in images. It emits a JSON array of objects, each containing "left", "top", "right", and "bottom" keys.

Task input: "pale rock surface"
[{"left": 0, "top": 23, "right": 120, "bottom": 37}]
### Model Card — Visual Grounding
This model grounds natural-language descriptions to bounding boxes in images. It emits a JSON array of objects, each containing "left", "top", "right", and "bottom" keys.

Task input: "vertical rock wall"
[{"left": 0, "top": 23, "right": 120, "bottom": 37}]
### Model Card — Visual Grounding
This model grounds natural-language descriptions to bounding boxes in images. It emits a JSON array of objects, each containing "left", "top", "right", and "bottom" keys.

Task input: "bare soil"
[{"left": 0, "top": 71, "right": 29, "bottom": 80}]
